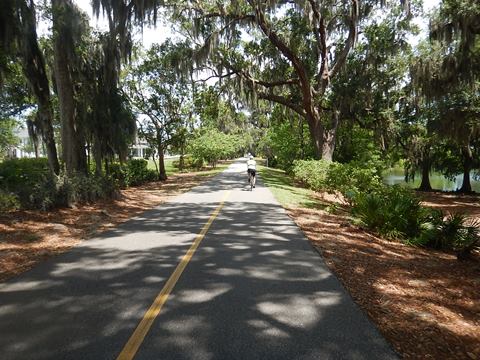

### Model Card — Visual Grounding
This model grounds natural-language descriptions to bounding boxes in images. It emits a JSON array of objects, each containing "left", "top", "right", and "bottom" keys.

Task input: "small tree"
[
  {"left": 0, "top": 119, "right": 19, "bottom": 159},
  {"left": 126, "top": 40, "right": 193, "bottom": 180},
  {"left": 189, "top": 128, "right": 242, "bottom": 168}
]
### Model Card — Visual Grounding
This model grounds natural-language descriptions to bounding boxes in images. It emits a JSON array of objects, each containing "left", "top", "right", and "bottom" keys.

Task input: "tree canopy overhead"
[
  {"left": 1, "top": 0, "right": 480, "bottom": 197},
  {"left": 167, "top": 0, "right": 415, "bottom": 160}
]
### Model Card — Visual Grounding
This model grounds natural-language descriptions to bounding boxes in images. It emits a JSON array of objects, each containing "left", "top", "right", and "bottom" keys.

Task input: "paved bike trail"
[{"left": 0, "top": 160, "right": 398, "bottom": 359}]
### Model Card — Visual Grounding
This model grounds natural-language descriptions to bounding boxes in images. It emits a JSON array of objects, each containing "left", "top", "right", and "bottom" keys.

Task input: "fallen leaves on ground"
[
  {"left": 286, "top": 192, "right": 480, "bottom": 360},
  {"left": 0, "top": 171, "right": 216, "bottom": 282}
]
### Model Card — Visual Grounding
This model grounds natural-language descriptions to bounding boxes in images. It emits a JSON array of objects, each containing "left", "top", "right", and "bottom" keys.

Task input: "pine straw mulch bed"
[
  {"left": 0, "top": 170, "right": 220, "bottom": 283},
  {"left": 286, "top": 191, "right": 480, "bottom": 360}
]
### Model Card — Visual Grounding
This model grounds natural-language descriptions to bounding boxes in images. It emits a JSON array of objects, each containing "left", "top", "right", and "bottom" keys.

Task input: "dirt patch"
[
  {"left": 0, "top": 171, "right": 218, "bottom": 282},
  {"left": 286, "top": 193, "right": 480, "bottom": 360}
]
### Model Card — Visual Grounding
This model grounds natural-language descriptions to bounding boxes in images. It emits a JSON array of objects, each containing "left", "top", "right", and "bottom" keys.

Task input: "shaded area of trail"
[{"left": 0, "top": 161, "right": 397, "bottom": 359}]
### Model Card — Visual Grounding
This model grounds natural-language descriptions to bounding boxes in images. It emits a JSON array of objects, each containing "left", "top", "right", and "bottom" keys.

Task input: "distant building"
[
  {"left": 130, "top": 136, "right": 150, "bottom": 159},
  {"left": 8, "top": 127, "right": 41, "bottom": 159},
  {"left": 9, "top": 127, "right": 169, "bottom": 160},
  {"left": 129, "top": 132, "right": 171, "bottom": 159}
]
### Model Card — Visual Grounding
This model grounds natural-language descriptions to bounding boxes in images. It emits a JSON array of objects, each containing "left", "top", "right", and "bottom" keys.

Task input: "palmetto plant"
[
  {"left": 414, "top": 211, "right": 479, "bottom": 259},
  {"left": 353, "top": 185, "right": 425, "bottom": 240},
  {"left": 353, "top": 185, "right": 480, "bottom": 258}
]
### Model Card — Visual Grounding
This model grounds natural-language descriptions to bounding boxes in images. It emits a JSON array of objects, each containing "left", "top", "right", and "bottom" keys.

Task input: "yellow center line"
[{"left": 116, "top": 191, "right": 231, "bottom": 360}]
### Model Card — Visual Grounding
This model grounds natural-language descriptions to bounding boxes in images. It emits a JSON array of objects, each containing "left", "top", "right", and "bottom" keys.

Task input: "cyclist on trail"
[{"left": 247, "top": 155, "right": 256, "bottom": 188}]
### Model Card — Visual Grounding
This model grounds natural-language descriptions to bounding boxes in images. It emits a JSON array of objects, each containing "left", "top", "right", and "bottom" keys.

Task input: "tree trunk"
[
  {"left": 459, "top": 147, "right": 473, "bottom": 193},
  {"left": 37, "top": 108, "right": 60, "bottom": 174},
  {"left": 179, "top": 142, "right": 185, "bottom": 171},
  {"left": 27, "top": 119, "right": 40, "bottom": 158},
  {"left": 151, "top": 150, "right": 159, "bottom": 175},
  {"left": 52, "top": 0, "right": 87, "bottom": 175},
  {"left": 93, "top": 137, "right": 103, "bottom": 176},
  {"left": 20, "top": 1, "right": 60, "bottom": 174},
  {"left": 418, "top": 161, "right": 432, "bottom": 191},
  {"left": 119, "top": 149, "right": 127, "bottom": 164},
  {"left": 308, "top": 116, "right": 324, "bottom": 159},
  {"left": 322, "top": 110, "right": 340, "bottom": 161},
  {"left": 321, "top": 122, "right": 337, "bottom": 161},
  {"left": 307, "top": 109, "right": 340, "bottom": 161},
  {"left": 104, "top": 158, "right": 109, "bottom": 176},
  {"left": 157, "top": 135, "right": 167, "bottom": 181},
  {"left": 86, "top": 141, "right": 91, "bottom": 171},
  {"left": 299, "top": 118, "right": 305, "bottom": 159},
  {"left": 34, "top": 140, "right": 39, "bottom": 158}
]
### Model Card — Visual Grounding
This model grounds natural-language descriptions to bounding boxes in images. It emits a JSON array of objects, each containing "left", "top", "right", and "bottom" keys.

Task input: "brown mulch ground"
[
  {"left": 419, "top": 192, "right": 480, "bottom": 222},
  {"left": 287, "top": 191, "right": 480, "bottom": 360},
  {"left": 0, "top": 170, "right": 218, "bottom": 282}
]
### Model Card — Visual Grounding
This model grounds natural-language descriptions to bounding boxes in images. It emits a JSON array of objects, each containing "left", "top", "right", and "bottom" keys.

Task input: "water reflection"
[{"left": 383, "top": 167, "right": 480, "bottom": 192}]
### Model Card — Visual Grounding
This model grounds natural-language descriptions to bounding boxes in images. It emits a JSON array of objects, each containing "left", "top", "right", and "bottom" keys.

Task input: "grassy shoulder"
[
  {"left": 259, "top": 165, "right": 480, "bottom": 360},
  {"left": 257, "top": 165, "right": 316, "bottom": 208}
]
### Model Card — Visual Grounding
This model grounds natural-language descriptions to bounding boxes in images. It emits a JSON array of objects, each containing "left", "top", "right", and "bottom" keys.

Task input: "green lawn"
[
  {"left": 258, "top": 165, "right": 317, "bottom": 208},
  {"left": 147, "top": 158, "right": 229, "bottom": 177},
  {"left": 147, "top": 158, "right": 176, "bottom": 175}
]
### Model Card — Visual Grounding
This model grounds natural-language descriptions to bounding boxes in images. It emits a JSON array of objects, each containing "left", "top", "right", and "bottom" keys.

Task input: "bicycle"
[{"left": 248, "top": 170, "right": 256, "bottom": 191}]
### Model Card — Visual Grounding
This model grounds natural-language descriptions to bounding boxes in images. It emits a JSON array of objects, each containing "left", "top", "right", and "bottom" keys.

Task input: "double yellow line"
[{"left": 117, "top": 191, "right": 231, "bottom": 360}]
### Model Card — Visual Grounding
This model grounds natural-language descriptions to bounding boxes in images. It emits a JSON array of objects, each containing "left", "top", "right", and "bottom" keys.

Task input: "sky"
[
  {"left": 73, "top": 0, "right": 172, "bottom": 48},
  {"left": 58, "top": 0, "right": 441, "bottom": 49}
]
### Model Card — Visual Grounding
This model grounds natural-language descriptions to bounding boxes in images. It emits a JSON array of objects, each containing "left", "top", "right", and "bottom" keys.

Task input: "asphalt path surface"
[{"left": 0, "top": 160, "right": 398, "bottom": 359}]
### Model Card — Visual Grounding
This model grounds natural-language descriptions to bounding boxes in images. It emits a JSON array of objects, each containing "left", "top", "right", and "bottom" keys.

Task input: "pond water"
[{"left": 383, "top": 167, "right": 480, "bottom": 192}]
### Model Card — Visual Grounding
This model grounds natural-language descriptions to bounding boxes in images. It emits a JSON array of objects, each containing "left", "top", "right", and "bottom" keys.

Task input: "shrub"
[
  {"left": 28, "top": 176, "right": 59, "bottom": 210},
  {"left": 172, "top": 155, "right": 203, "bottom": 171},
  {"left": 108, "top": 163, "right": 127, "bottom": 188},
  {"left": 0, "top": 190, "right": 20, "bottom": 212},
  {"left": 292, "top": 159, "right": 382, "bottom": 204},
  {"left": 61, "top": 174, "right": 117, "bottom": 205},
  {"left": 0, "top": 158, "right": 50, "bottom": 206},
  {"left": 413, "top": 212, "right": 480, "bottom": 254},
  {"left": 292, "top": 159, "right": 330, "bottom": 191},
  {"left": 291, "top": 158, "right": 480, "bottom": 257},
  {"left": 27, "top": 173, "right": 118, "bottom": 210},
  {"left": 352, "top": 185, "right": 427, "bottom": 240},
  {"left": 325, "top": 161, "right": 382, "bottom": 203},
  {"left": 107, "top": 159, "right": 157, "bottom": 188},
  {"left": 124, "top": 159, "right": 157, "bottom": 186},
  {"left": 0, "top": 157, "right": 120, "bottom": 210}
]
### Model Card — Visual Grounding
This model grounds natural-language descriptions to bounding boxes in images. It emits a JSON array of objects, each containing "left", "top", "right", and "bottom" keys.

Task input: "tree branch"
[
  {"left": 247, "top": 1, "right": 315, "bottom": 119},
  {"left": 256, "top": 91, "right": 305, "bottom": 117},
  {"left": 329, "top": 0, "right": 359, "bottom": 79},
  {"left": 249, "top": 2, "right": 309, "bottom": 90}
]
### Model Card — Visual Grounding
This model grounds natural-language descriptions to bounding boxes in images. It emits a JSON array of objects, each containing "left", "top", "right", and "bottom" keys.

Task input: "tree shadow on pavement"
[{"left": 0, "top": 168, "right": 398, "bottom": 360}]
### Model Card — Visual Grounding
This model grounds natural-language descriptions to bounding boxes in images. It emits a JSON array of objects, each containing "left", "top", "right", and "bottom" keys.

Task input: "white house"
[
  {"left": 130, "top": 136, "right": 150, "bottom": 159},
  {"left": 8, "top": 127, "right": 40, "bottom": 159},
  {"left": 9, "top": 127, "right": 169, "bottom": 160}
]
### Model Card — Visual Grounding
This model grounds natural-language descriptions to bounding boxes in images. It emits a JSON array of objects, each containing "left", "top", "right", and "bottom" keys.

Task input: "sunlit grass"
[
  {"left": 147, "top": 158, "right": 176, "bottom": 174},
  {"left": 147, "top": 158, "right": 230, "bottom": 177},
  {"left": 258, "top": 165, "right": 317, "bottom": 208}
]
